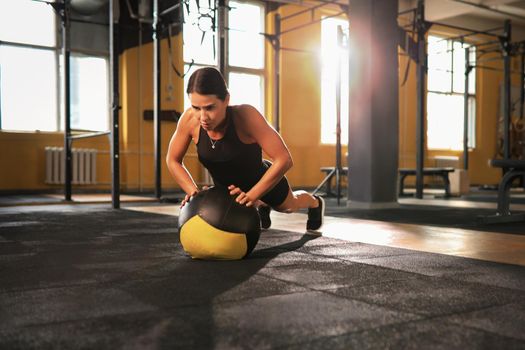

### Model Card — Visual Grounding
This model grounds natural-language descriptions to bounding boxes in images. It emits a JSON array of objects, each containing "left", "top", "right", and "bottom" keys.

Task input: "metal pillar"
[
  {"left": 415, "top": 0, "right": 427, "bottom": 199},
  {"left": 347, "top": 0, "right": 399, "bottom": 206},
  {"left": 463, "top": 47, "right": 471, "bottom": 170},
  {"left": 273, "top": 13, "right": 281, "bottom": 132},
  {"left": 217, "top": 0, "right": 227, "bottom": 75},
  {"left": 153, "top": 0, "right": 162, "bottom": 199},
  {"left": 503, "top": 19, "right": 512, "bottom": 160},
  {"left": 335, "top": 25, "right": 343, "bottom": 204},
  {"left": 109, "top": 0, "right": 120, "bottom": 209},
  {"left": 520, "top": 48, "right": 525, "bottom": 120},
  {"left": 62, "top": 0, "right": 72, "bottom": 201}
]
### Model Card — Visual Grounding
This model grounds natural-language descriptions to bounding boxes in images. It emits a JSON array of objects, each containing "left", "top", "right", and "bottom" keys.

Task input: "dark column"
[
  {"left": 415, "top": 0, "right": 427, "bottom": 199},
  {"left": 153, "top": 0, "right": 162, "bottom": 199},
  {"left": 502, "top": 20, "right": 512, "bottom": 160},
  {"left": 273, "top": 13, "right": 281, "bottom": 132},
  {"left": 62, "top": 0, "right": 72, "bottom": 201},
  {"left": 109, "top": 0, "right": 120, "bottom": 209},
  {"left": 347, "top": 0, "right": 399, "bottom": 207},
  {"left": 217, "top": 0, "right": 227, "bottom": 75},
  {"left": 463, "top": 47, "right": 470, "bottom": 170}
]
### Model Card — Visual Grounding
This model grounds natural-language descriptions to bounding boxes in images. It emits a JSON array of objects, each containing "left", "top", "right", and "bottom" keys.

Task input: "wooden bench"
[
  {"left": 481, "top": 159, "right": 525, "bottom": 223},
  {"left": 398, "top": 167, "right": 455, "bottom": 197},
  {"left": 314, "top": 167, "right": 348, "bottom": 196}
]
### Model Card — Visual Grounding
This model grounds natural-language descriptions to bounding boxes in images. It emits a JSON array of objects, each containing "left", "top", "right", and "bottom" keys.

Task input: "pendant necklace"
[
  {"left": 209, "top": 137, "right": 219, "bottom": 149},
  {"left": 208, "top": 113, "right": 227, "bottom": 149}
]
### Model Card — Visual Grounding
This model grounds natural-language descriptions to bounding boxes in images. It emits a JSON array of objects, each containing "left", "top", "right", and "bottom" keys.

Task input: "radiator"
[{"left": 45, "top": 147, "right": 97, "bottom": 185}]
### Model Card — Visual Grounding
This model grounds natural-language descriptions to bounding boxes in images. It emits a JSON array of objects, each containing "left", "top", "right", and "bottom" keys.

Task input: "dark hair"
[{"left": 186, "top": 67, "right": 229, "bottom": 101}]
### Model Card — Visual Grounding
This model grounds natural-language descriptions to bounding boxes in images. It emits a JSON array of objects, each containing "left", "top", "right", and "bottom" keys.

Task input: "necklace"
[{"left": 209, "top": 137, "right": 219, "bottom": 149}]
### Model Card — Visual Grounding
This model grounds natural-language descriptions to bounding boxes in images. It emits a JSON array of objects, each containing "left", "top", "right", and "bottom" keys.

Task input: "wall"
[
  {"left": 0, "top": 2, "right": 516, "bottom": 193},
  {"left": 399, "top": 26, "right": 522, "bottom": 186}
]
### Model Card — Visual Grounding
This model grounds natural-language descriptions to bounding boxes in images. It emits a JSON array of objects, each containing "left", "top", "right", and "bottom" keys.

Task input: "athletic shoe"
[
  {"left": 258, "top": 205, "right": 272, "bottom": 230},
  {"left": 306, "top": 195, "right": 325, "bottom": 231}
]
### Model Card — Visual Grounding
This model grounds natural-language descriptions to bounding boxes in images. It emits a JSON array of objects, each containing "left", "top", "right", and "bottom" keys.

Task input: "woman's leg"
[
  {"left": 273, "top": 189, "right": 318, "bottom": 213},
  {"left": 273, "top": 188, "right": 325, "bottom": 231}
]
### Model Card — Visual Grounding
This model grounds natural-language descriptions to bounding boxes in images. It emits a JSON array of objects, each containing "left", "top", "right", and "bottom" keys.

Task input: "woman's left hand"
[{"left": 228, "top": 185, "right": 256, "bottom": 207}]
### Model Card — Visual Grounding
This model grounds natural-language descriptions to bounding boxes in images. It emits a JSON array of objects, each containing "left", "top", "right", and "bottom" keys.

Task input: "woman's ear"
[{"left": 225, "top": 93, "right": 230, "bottom": 106}]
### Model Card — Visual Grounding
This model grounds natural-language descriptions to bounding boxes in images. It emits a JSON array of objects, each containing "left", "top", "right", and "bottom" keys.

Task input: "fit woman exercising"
[{"left": 166, "top": 67, "right": 324, "bottom": 231}]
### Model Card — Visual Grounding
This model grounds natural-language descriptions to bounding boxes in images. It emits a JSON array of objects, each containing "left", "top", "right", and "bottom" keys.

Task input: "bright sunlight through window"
[
  {"left": 321, "top": 18, "right": 349, "bottom": 145},
  {"left": 0, "top": 45, "right": 58, "bottom": 131},
  {"left": 427, "top": 35, "right": 476, "bottom": 150}
]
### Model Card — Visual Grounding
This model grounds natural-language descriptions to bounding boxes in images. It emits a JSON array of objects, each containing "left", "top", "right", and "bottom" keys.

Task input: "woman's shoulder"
[
  {"left": 231, "top": 104, "right": 259, "bottom": 114},
  {"left": 230, "top": 104, "right": 269, "bottom": 141},
  {"left": 231, "top": 104, "right": 263, "bottom": 125},
  {"left": 178, "top": 108, "right": 199, "bottom": 130}
]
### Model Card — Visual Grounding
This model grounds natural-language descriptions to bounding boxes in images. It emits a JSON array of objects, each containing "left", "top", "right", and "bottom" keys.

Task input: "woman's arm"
[
  {"left": 231, "top": 105, "right": 293, "bottom": 206},
  {"left": 166, "top": 111, "right": 200, "bottom": 200}
]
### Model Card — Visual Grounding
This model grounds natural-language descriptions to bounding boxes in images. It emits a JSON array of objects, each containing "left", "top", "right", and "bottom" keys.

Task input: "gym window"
[
  {"left": 183, "top": 0, "right": 265, "bottom": 115},
  {"left": 321, "top": 17, "right": 349, "bottom": 145},
  {"left": 427, "top": 35, "right": 476, "bottom": 150},
  {"left": 0, "top": 0, "right": 110, "bottom": 133}
]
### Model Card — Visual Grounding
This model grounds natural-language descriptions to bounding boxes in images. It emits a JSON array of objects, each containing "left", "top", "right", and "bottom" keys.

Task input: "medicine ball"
[{"left": 178, "top": 186, "right": 261, "bottom": 260}]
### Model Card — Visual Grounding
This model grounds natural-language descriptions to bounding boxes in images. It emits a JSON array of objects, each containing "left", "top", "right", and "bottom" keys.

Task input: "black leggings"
[
  {"left": 212, "top": 160, "right": 290, "bottom": 208},
  {"left": 259, "top": 160, "right": 290, "bottom": 207}
]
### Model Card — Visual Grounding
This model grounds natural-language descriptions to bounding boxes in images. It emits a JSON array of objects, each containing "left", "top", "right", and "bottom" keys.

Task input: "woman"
[{"left": 166, "top": 67, "right": 324, "bottom": 232}]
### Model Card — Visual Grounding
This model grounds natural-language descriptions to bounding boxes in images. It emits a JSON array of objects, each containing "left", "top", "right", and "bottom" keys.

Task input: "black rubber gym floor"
[
  {"left": 323, "top": 202, "right": 525, "bottom": 235},
  {"left": 1, "top": 204, "right": 524, "bottom": 349}
]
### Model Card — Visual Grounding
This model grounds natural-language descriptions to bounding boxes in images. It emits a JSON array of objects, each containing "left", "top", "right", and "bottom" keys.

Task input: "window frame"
[
  {"left": 182, "top": 0, "right": 266, "bottom": 115},
  {"left": 426, "top": 34, "right": 476, "bottom": 151},
  {"left": 0, "top": 0, "right": 110, "bottom": 133},
  {"left": 320, "top": 16, "right": 349, "bottom": 145}
]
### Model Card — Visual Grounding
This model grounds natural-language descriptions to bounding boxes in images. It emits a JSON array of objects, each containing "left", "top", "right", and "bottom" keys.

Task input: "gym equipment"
[
  {"left": 482, "top": 159, "right": 525, "bottom": 223},
  {"left": 398, "top": 167, "right": 455, "bottom": 197},
  {"left": 178, "top": 186, "right": 261, "bottom": 260}
]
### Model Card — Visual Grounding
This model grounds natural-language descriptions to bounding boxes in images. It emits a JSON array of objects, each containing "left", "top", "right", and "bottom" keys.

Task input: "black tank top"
[{"left": 197, "top": 107, "right": 267, "bottom": 191}]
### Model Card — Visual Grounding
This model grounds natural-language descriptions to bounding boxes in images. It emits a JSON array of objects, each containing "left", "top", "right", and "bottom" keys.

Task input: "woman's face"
[{"left": 189, "top": 93, "right": 229, "bottom": 131}]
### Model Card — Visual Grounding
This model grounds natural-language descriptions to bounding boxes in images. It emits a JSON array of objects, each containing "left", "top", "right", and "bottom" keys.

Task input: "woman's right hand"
[
  {"left": 180, "top": 190, "right": 198, "bottom": 208},
  {"left": 180, "top": 186, "right": 209, "bottom": 208}
]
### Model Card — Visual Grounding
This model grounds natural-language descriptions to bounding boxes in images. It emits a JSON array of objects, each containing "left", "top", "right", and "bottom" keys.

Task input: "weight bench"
[
  {"left": 398, "top": 167, "right": 455, "bottom": 197},
  {"left": 314, "top": 167, "right": 348, "bottom": 196},
  {"left": 481, "top": 159, "right": 525, "bottom": 223}
]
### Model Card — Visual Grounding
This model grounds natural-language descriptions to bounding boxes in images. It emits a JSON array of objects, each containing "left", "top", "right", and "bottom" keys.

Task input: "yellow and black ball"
[{"left": 178, "top": 186, "right": 261, "bottom": 260}]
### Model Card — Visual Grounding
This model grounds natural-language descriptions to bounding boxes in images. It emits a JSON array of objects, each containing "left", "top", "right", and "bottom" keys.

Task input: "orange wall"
[{"left": 0, "top": 3, "right": 517, "bottom": 192}]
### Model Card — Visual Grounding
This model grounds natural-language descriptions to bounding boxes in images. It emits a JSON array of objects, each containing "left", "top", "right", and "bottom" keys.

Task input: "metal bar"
[
  {"left": 463, "top": 47, "right": 470, "bottom": 170},
  {"left": 434, "top": 26, "right": 503, "bottom": 44},
  {"left": 70, "top": 131, "right": 111, "bottom": 140},
  {"left": 0, "top": 66, "right": 2, "bottom": 129},
  {"left": 281, "top": 0, "right": 340, "bottom": 21},
  {"left": 503, "top": 20, "right": 512, "bottom": 160},
  {"left": 217, "top": 0, "right": 226, "bottom": 74},
  {"left": 110, "top": 0, "right": 120, "bottom": 209},
  {"left": 471, "top": 65, "right": 514, "bottom": 73},
  {"left": 430, "top": 21, "right": 501, "bottom": 38},
  {"left": 160, "top": 2, "right": 181, "bottom": 17},
  {"left": 70, "top": 18, "right": 108, "bottom": 26},
  {"left": 0, "top": 39, "right": 58, "bottom": 51},
  {"left": 415, "top": 0, "right": 426, "bottom": 199},
  {"left": 273, "top": 13, "right": 281, "bottom": 132},
  {"left": 280, "top": 47, "right": 316, "bottom": 53},
  {"left": 62, "top": 0, "right": 72, "bottom": 201},
  {"left": 153, "top": 0, "right": 162, "bottom": 199},
  {"left": 398, "top": 7, "right": 416, "bottom": 16},
  {"left": 280, "top": 10, "right": 346, "bottom": 36},
  {"left": 335, "top": 25, "right": 343, "bottom": 205},
  {"left": 473, "top": 40, "right": 501, "bottom": 48},
  {"left": 476, "top": 55, "right": 507, "bottom": 65},
  {"left": 520, "top": 51, "right": 525, "bottom": 120},
  {"left": 449, "top": 0, "right": 525, "bottom": 21},
  {"left": 312, "top": 168, "right": 335, "bottom": 195}
]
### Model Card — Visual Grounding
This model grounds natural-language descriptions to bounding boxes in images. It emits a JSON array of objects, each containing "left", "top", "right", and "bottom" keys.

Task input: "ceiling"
[
  {"left": 266, "top": 0, "right": 525, "bottom": 41},
  {"left": 403, "top": 0, "right": 525, "bottom": 41}
]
